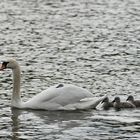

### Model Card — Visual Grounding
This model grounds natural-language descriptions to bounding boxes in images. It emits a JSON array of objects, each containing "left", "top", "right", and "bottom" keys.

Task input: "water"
[{"left": 0, "top": 0, "right": 140, "bottom": 139}]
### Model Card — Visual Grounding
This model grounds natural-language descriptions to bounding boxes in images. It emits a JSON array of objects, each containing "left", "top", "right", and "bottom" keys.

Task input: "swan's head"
[{"left": 0, "top": 59, "right": 19, "bottom": 70}]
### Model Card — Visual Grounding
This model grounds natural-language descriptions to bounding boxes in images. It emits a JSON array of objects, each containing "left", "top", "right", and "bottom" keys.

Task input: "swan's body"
[
  {"left": 0, "top": 59, "right": 105, "bottom": 110},
  {"left": 23, "top": 84, "right": 103, "bottom": 110}
]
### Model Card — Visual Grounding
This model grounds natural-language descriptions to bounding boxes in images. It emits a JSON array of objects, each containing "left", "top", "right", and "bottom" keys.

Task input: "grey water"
[{"left": 0, "top": 0, "right": 140, "bottom": 139}]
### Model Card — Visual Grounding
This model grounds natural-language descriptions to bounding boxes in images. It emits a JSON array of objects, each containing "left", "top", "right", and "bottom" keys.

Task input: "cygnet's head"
[
  {"left": 112, "top": 97, "right": 120, "bottom": 103},
  {"left": 101, "top": 97, "right": 109, "bottom": 103},
  {"left": 126, "top": 95, "right": 134, "bottom": 101}
]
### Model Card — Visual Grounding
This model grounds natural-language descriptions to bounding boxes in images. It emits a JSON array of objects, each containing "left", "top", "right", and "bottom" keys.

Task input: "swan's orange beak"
[{"left": 0, "top": 63, "right": 6, "bottom": 71}]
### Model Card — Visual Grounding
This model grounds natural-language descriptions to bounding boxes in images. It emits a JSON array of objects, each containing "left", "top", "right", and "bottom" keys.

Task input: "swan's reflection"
[
  {"left": 11, "top": 108, "right": 93, "bottom": 140},
  {"left": 11, "top": 108, "right": 22, "bottom": 140}
]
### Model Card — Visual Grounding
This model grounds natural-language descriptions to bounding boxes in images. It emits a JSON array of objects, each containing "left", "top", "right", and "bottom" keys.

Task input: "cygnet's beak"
[{"left": 112, "top": 99, "right": 115, "bottom": 103}]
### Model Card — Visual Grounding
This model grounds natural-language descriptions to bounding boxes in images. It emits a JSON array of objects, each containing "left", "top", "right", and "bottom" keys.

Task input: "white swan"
[{"left": 0, "top": 58, "right": 105, "bottom": 110}]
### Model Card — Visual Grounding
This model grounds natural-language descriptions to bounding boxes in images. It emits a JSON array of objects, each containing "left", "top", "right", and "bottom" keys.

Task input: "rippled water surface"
[{"left": 0, "top": 0, "right": 140, "bottom": 139}]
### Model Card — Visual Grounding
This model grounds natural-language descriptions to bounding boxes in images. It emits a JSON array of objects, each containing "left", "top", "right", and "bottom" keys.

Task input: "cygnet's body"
[
  {"left": 101, "top": 97, "right": 113, "bottom": 110},
  {"left": 112, "top": 97, "right": 135, "bottom": 110},
  {"left": 126, "top": 95, "right": 140, "bottom": 108}
]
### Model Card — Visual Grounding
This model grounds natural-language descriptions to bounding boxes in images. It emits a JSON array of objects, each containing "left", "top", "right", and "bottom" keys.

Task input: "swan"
[{"left": 0, "top": 58, "right": 105, "bottom": 110}]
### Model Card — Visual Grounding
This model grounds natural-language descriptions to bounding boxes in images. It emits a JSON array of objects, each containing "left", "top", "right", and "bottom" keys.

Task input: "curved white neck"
[{"left": 11, "top": 65, "right": 22, "bottom": 107}]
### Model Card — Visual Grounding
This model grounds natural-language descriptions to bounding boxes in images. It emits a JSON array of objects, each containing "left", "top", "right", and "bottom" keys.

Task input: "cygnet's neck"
[{"left": 11, "top": 64, "right": 22, "bottom": 107}]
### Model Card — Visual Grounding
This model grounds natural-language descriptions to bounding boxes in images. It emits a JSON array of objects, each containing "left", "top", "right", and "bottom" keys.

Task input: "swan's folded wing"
[
  {"left": 64, "top": 95, "right": 107, "bottom": 110},
  {"left": 80, "top": 95, "right": 107, "bottom": 102}
]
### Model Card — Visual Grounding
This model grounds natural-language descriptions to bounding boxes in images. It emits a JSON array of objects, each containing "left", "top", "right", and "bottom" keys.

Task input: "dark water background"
[{"left": 0, "top": 0, "right": 140, "bottom": 139}]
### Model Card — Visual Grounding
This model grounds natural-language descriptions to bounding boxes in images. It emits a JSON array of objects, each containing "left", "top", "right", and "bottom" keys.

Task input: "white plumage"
[{"left": 0, "top": 59, "right": 105, "bottom": 110}]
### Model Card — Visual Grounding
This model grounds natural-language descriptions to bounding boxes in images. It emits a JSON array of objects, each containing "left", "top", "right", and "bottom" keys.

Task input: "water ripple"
[{"left": 0, "top": 0, "right": 140, "bottom": 139}]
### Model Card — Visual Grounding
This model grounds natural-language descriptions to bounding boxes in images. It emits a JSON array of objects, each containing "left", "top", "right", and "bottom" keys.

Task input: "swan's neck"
[{"left": 11, "top": 65, "right": 22, "bottom": 107}]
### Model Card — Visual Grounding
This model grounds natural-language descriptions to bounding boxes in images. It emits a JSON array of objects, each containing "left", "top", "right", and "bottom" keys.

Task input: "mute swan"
[{"left": 0, "top": 59, "right": 105, "bottom": 110}]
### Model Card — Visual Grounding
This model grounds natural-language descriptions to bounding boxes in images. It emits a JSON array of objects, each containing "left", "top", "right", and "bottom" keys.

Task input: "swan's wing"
[
  {"left": 64, "top": 95, "right": 107, "bottom": 110},
  {"left": 23, "top": 85, "right": 61, "bottom": 108},
  {"left": 47, "top": 84, "right": 93, "bottom": 106},
  {"left": 80, "top": 95, "right": 107, "bottom": 102}
]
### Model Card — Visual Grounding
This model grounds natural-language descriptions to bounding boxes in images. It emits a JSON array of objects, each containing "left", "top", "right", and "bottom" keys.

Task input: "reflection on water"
[
  {"left": 0, "top": 0, "right": 140, "bottom": 139},
  {"left": 10, "top": 108, "right": 140, "bottom": 140},
  {"left": 11, "top": 108, "right": 93, "bottom": 140},
  {"left": 11, "top": 109, "right": 20, "bottom": 140}
]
